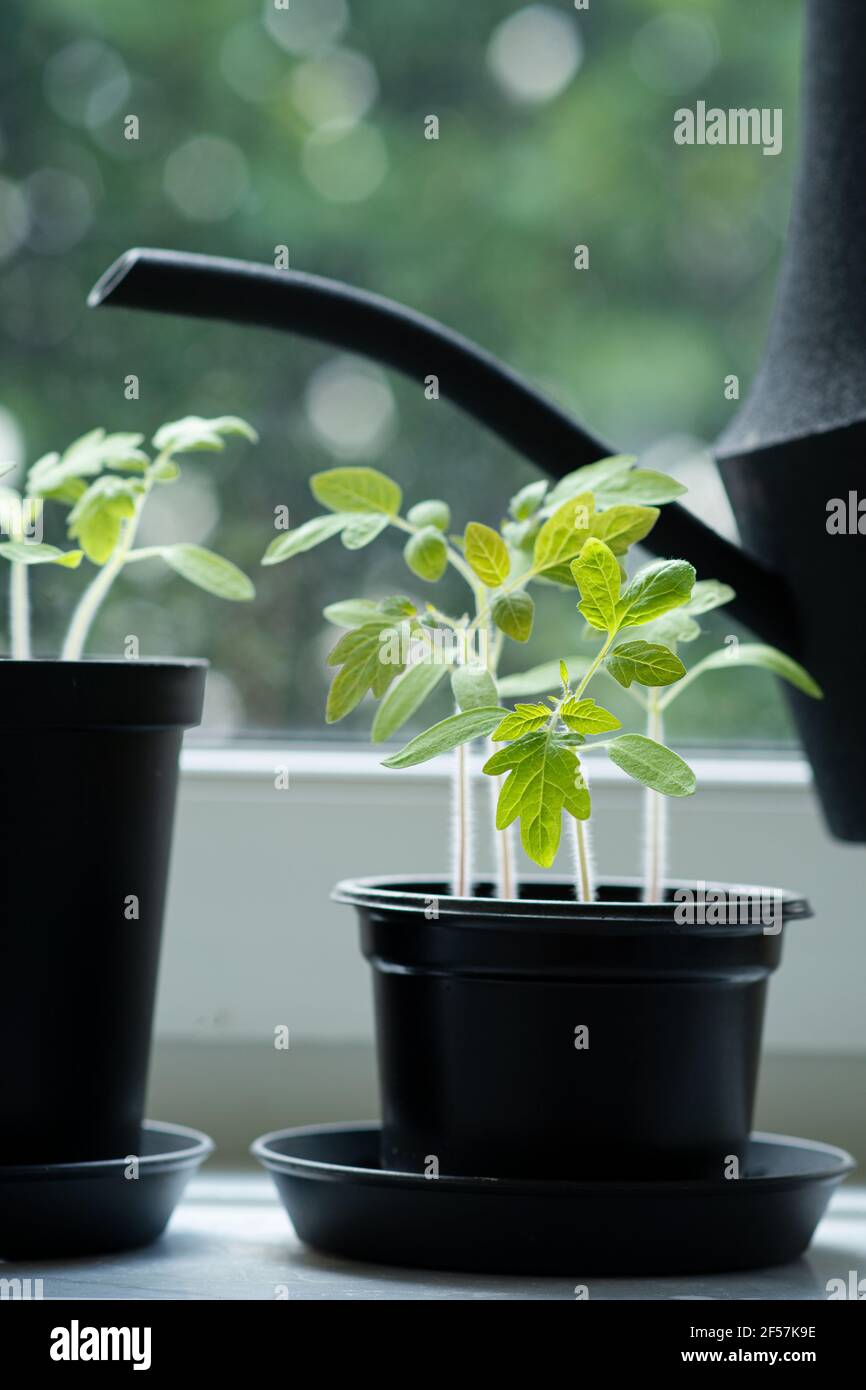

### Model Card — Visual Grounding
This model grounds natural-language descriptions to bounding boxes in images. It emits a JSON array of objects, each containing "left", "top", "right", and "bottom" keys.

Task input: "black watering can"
[{"left": 88, "top": 0, "right": 865, "bottom": 843}]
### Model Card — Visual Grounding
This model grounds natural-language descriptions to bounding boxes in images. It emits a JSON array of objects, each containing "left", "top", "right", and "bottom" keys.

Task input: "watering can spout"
[
  {"left": 89, "top": 237, "right": 861, "bottom": 841},
  {"left": 88, "top": 246, "right": 793, "bottom": 660},
  {"left": 85, "top": 0, "right": 866, "bottom": 843}
]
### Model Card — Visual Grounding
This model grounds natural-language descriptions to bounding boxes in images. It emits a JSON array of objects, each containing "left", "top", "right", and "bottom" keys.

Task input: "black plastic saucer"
[
  {"left": 252, "top": 1122, "right": 855, "bottom": 1276},
  {"left": 0, "top": 1120, "right": 213, "bottom": 1258}
]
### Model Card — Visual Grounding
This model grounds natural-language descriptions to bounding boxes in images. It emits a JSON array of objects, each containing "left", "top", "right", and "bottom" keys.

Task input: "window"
[{"left": 0, "top": 0, "right": 801, "bottom": 743}]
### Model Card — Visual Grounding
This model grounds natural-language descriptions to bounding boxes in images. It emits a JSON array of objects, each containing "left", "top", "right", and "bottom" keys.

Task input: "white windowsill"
[
  {"left": 10, "top": 1172, "right": 866, "bottom": 1300},
  {"left": 181, "top": 743, "right": 813, "bottom": 788},
  {"left": 159, "top": 739, "right": 863, "bottom": 1057}
]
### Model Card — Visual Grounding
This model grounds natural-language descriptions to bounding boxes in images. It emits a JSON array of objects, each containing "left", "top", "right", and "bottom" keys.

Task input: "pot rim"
[
  {"left": 251, "top": 1121, "right": 854, "bottom": 1193},
  {"left": 0, "top": 656, "right": 208, "bottom": 729},
  {"left": 0, "top": 656, "right": 208, "bottom": 667},
  {"left": 0, "top": 1120, "right": 214, "bottom": 1181},
  {"left": 332, "top": 873, "right": 812, "bottom": 929}
]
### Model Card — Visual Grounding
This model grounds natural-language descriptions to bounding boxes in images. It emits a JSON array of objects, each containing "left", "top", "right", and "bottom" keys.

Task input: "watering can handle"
[{"left": 88, "top": 248, "right": 795, "bottom": 650}]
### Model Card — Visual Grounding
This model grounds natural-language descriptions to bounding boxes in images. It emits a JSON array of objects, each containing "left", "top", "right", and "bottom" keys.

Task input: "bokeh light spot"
[
  {"left": 220, "top": 22, "right": 284, "bottom": 104},
  {"left": 290, "top": 49, "right": 379, "bottom": 130},
  {"left": 487, "top": 6, "right": 583, "bottom": 105},
  {"left": 164, "top": 136, "right": 249, "bottom": 222},
  {"left": 301, "top": 123, "right": 387, "bottom": 203},
  {"left": 0, "top": 177, "right": 29, "bottom": 262},
  {"left": 263, "top": 0, "right": 349, "bottom": 55},
  {"left": 25, "top": 169, "right": 93, "bottom": 254},
  {"left": 305, "top": 356, "right": 396, "bottom": 458},
  {"left": 0, "top": 406, "right": 25, "bottom": 481},
  {"left": 43, "top": 40, "right": 130, "bottom": 129},
  {"left": 135, "top": 472, "right": 221, "bottom": 548},
  {"left": 631, "top": 14, "right": 719, "bottom": 95}
]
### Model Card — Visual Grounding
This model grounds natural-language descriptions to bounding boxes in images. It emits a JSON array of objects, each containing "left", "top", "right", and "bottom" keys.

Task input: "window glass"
[{"left": 0, "top": 0, "right": 801, "bottom": 744}]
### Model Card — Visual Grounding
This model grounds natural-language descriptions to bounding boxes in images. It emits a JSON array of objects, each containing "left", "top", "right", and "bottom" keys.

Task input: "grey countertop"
[{"left": 5, "top": 1176, "right": 866, "bottom": 1301}]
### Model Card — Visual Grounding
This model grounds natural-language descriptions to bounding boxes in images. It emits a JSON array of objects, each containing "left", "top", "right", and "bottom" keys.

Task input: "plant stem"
[
  {"left": 10, "top": 562, "right": 30, "bottom": 660},
  {"left": 572, "top": 822, "right": 592, "bottom": 900},
  {"left": 467, "top": 556, "right": 544, "bottom": 633},
  {"left": 61, "top": 537, "right": 128, "bottom": 660},
  {"left": 61, "top": 501, "right": 145, "bottom": 661},
  {"left": 657, "top": 664, "right": 696, "bottom": 711},
  {"left": 499, "top": 815, "right": 515, "bottom": 899},
  {"left": 61, "top": 449, "right": 175, "bottom": 661},
  {"left": 571, "top": 763, "right": 596, "bottom": 902},
  {"left": 481, "top": 621, "right": 514, "bottom": 898},
  {"left": 487, "top": 737, "right": 515, "bottom": 899},
  {"left": 395, "top": 513, "right": 511, "bottom": 900},
  {"left": 573, "top": 632, "right": 616, "bottom": 699},
  {"left": 643, "top": 689, "right": 667, "bottom": 903},
  {"left": 451, "top": 738, "right": 473, "bottom": 897}
]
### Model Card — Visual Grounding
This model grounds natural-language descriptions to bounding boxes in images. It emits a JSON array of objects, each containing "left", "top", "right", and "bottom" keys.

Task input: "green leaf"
[
  {"left": 560, "top": 697, "right": 621, "bottom": 734},
  {"left": 160, "top": 544, "right": 255, "bottom": 601},
  {"left": 502, "top": 515, "right": 541, "bottom": 553},
  {"left": 311, "top": 466, "right": 401, "bottom": 516},
  {"left": 492, "top": 590, "right": 534, "bottom": 642},
  {"left": 533, "top": 492, "right": 594, "bottom": 571},
  {"left": 404, "top": 526, "right": 448, "bottom": 581},
  {"left": 87, "top": 433, "right": 149, "bottom": 470},
  {"left": 594, "top": 470, "right": 687, "bottom": 506},
  {"left": 152, "top": 415, "right": 258, "bottom": 454},
  {"left": 605, "top": 640, "right": 686, "bottom": 689},
  {"left": 326, "top": 621, "right": 408, "bottom": 723},
  {"left": 559, "top": 660, "right": 570, "bottom": 688},
  {"left": 607, "top": 734, "right": 696, "bottom": 796},
  {"left": 37, "top": 478, "right": 88, "bottom": 507},
  {"left": 572, "top": 538, "right": 621, "bottom": 633},
  {"left": 503, "top": 546, "right": 536, "bottom": 584},
  {"left": 262, "top": 513, "right": 351, "bottom": 564},
  {"left": 379, "top": 596, "right": 418, "bottom": 618},
  {"left": 677, "top": 644, "right": 823, "bottom": 699},
  {"left": 617, "top": 559, "right": 695, "bottom": 629},
  {"left": 497, "top": 655, "right": 593, "bottom": 697},
  {"left": 65, "top": 430, "right": 142, "bottom": 463},
  {"left": 509, "top": 479, "right": 548, "bottom": 521},
  {"left": 407, "top": 499, "right": 450, "bottom": 530},
  {"left": 590, "top": 504, "right": 659, "bottom": 556},
  {"left": 25, "top": 446, "right": 74, "bottom": 493},
  {"left": 383, "top": 706, "right": 507, "bottom": 768},
  {"left": 492, "top": 702, "right": 552, "bottom": 740},
  {"left": 532, "top": 561, "right": 578, "bottom": 588},
  {"left": 324, "top": 599, "right": 381, "bottom": 628},
  {"left": 683, "top": 578, "right": 736, "bottom": 616},
  {"left": 546, "top": 455, "right": 635, "bottom": 507},
  {"left": 27, "top": 431, "right": 150, "bottom": 497},
  {"left": 640, "top": 610, "right": 702, "bottom": 645},
  {"left": 0, "top": 541, "right": 83, "bottom": 568},
  {"left": 464, "top": 522, "right": 510, "bottom": 587},
  {"left": 67, "top": 475, "right": 143, "bottom": 564},
  {"left": 483, "top": 731, "right": 590, "bottom": 867},
  {"left": 323, "top": 595, "right": 416, "bottom": 628},
  {"left": 451, "top": 665, "right": 498, "bottom": 711},
  {"left": 151, "top": 459, "right": 180, "bottom": 483},
  {"left": 371, "top": 656, "right": 450, "bottom": 742},
  {"left": 341, "top": 514, "right": 390, "bottom": 550}
]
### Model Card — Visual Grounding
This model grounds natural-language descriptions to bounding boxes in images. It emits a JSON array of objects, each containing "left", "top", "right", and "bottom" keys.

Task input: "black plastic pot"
[
  {"left": 335, "top": 876, "right": 811, "bottom": 1182},
  {"left": 0, "top": 659, "right": 206, "bottom": 1164}
]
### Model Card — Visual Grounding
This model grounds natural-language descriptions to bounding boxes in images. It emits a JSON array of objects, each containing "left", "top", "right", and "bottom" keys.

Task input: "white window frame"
[{"left": 157, "top": 746, "right": 864, "bottom": 1057}]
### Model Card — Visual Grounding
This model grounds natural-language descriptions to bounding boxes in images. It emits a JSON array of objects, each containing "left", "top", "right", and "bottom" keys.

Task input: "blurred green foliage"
[{"left": 0, "top": 0, "right": 802, "bottom": 743}]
